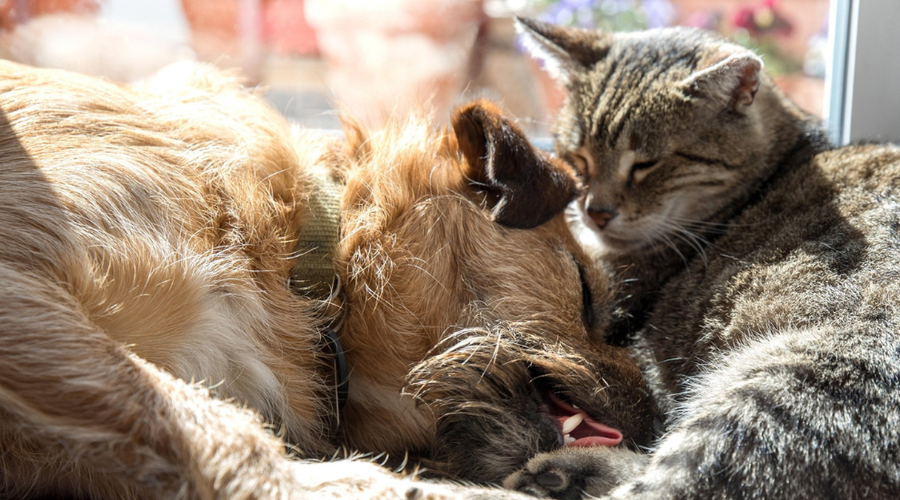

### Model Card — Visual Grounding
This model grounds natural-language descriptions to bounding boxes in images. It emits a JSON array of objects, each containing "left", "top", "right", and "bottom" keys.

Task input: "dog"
[{"left": 0, "top": 61, "right": 656, "bottom": 499}]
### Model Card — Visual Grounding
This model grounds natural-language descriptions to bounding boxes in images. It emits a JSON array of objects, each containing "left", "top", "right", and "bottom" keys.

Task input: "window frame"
[{"left": 826, "top": 0, "right": 900, "bottom": 144}]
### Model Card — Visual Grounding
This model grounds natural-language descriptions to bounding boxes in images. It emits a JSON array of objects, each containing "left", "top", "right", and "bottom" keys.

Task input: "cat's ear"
[
  {"left": 677, "top": 51, "right": 763, "bottom": 111},
  {"left": 452, "top": 99, "right": 580, "bottom": 229},
  {"left": 515, "top": 17, "right": 611, "bottom": 85}
]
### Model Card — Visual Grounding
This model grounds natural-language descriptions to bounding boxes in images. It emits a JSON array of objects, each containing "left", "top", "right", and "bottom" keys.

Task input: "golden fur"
[{"left": 0, "top": 61, "right": 655, "bottom": 499}]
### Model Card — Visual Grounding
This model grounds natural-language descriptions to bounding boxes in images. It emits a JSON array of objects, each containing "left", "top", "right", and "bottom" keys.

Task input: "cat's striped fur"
[{"left": 508, "top": 19, "right": 900, "bottom": 499}]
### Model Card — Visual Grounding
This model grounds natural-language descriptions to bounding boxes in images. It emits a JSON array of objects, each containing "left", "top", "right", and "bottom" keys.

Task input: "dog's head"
[{"left": 334, "top": 100, "right": 656, "bottom": 483}]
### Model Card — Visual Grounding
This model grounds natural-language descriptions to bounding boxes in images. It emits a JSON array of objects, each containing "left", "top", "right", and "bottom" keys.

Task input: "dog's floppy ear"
[{"left": 452, "top": 100, "right": 580, "bottom": 229}]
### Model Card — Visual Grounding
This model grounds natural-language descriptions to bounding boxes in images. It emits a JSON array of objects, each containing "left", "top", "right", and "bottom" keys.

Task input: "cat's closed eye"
[
  {"left": 629, "top": 160, "right": 659, "bottom": 185},
  {"left": 628, "top": 160, "right": 660, "bottom": 184}
]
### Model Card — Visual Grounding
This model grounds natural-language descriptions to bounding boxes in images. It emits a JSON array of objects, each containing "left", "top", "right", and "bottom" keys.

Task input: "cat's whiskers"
[
  {"left": 665, "top": 217, "right": 721, "bottom": 245},
  {"left": 654, "top": 217, "right": 710, "bottom": 268},
  {"left": 666, "top": 216, "right": 734, "bottom": 230},
  {"left": 643, "top": 223, "right": 692, "bottom": 269},
  {"left": 672, "top": 226, "right": 710, "bottom": 268}
]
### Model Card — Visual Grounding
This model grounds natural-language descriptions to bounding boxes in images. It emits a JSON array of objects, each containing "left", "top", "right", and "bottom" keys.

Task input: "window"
[
  {"left": 8, "top": 0, "right": 890, "bottom": 144},
  {"left": 827, "top": 0, "right": 900, "bottom": 144}
]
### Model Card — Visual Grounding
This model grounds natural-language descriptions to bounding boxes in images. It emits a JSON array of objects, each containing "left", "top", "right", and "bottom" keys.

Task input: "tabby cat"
[{"left": 506, "top": 18, "right": 900, "bottom": 499}]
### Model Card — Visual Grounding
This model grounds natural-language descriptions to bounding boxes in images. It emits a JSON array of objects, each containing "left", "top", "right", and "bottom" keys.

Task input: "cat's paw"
[{"left": 503, "top": 447, "right": 647, "bottom": 499}]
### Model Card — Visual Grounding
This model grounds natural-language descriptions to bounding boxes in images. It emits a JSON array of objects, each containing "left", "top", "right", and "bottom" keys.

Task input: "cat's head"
[{"left": 518, "top": 19, "right": 778, "bottom": 254}]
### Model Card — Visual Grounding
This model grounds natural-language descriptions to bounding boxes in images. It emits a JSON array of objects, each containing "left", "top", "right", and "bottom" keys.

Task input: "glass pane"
[{"left": 0, "top": 0, "right": 831, "bottom": 135}]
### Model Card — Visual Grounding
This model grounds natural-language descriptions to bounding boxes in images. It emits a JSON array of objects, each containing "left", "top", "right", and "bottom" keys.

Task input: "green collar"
[
  {"left": 290, "top": 168, "right": 348, "bottom": 411},
  {"left": 291, "top": 169, "right": 342, "bottom": 300}
]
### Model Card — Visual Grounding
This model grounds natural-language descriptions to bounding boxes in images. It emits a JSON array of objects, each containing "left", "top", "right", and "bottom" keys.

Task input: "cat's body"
[{"left": 508, "top": 21, "right": 900, "bottom": 499}]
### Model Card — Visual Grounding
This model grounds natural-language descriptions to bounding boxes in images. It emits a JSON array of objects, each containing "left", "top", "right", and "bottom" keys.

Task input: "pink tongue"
[{"left": 549, "top": 392, "right": 623, "bottom": 447}]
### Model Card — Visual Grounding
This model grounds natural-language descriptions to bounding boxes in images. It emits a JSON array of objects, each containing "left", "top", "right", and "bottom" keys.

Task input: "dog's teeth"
[
  {"left": 561, "top": 413, "right": 584, "bottom": 435},
  {"left": 564, "top": 434, "right": 576, "bottom": 445}
]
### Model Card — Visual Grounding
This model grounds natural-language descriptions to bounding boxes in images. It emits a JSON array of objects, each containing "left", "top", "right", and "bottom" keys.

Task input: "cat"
[{"left": 505, "top": 18, "right": 900, "bottom": 499}]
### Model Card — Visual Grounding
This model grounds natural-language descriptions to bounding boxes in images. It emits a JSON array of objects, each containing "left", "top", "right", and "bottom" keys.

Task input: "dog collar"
[
  {"left": 290, "top": 168, "right": 349, "bottom": 411},
  {"left": 291, "top": 168, "right": 342, "bottom": 300}
]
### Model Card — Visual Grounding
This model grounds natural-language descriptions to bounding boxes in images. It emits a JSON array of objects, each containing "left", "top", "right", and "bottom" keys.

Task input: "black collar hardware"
[{"left": 322, "top": 327, "right": 349, "bottom": 411}]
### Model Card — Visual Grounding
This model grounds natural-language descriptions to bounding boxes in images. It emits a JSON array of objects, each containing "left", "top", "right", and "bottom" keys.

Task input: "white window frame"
[{"left": 826, "top": 0, "right": 900, "bottom": 144}]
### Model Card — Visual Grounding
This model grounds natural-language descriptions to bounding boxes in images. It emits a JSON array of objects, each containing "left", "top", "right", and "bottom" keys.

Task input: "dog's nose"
[{"left": 587, "top": 207, "right": 617, "bottom": 229}]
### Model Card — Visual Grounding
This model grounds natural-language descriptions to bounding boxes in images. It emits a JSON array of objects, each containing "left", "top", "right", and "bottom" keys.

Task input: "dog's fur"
[{"left": 0, "top": 61, "right": 656, "bottom": 499}]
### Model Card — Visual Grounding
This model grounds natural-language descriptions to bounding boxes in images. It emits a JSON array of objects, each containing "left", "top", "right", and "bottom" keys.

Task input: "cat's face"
[{"left": 518, "top": 20, "right": 767, "bottom": 254}]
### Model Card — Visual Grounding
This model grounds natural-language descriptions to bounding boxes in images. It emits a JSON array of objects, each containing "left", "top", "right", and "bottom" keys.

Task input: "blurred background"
[{"left": 0, "top": 0, "right": 831, "bottom": 136}]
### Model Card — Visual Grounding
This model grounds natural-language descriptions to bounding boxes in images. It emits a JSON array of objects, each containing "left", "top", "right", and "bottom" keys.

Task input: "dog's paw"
[{"left": 503, "top": 447, "right": 648, "bottom": 499}]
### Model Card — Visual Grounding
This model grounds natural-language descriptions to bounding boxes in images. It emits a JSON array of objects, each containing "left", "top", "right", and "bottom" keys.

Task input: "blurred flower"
[
  {"left": 729, "top": 0, "right": 801, "bottom": 77},
  {"left": 732, "top": 0, "right": 792, "bottom": 37}
]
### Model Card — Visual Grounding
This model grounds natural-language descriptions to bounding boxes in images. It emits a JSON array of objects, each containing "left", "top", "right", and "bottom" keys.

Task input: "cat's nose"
[{"left": 587, "top": 207, "right": 617, "bottom": 229}]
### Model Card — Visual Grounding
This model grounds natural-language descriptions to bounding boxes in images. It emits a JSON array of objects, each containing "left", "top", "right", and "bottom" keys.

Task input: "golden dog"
[{"left": 0, "top": 61, "right": 655, "bottom": 499}]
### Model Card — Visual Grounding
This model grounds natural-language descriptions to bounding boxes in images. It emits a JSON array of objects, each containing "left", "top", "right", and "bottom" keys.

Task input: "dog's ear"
[{"left": 452, "top": 100, "right": 580, "bottom": 229}]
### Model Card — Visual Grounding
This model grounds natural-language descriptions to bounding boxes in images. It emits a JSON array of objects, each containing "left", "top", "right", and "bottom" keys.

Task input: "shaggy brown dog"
[{"left": 0, "top": 61, "right": 655, "bottom": 499}]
